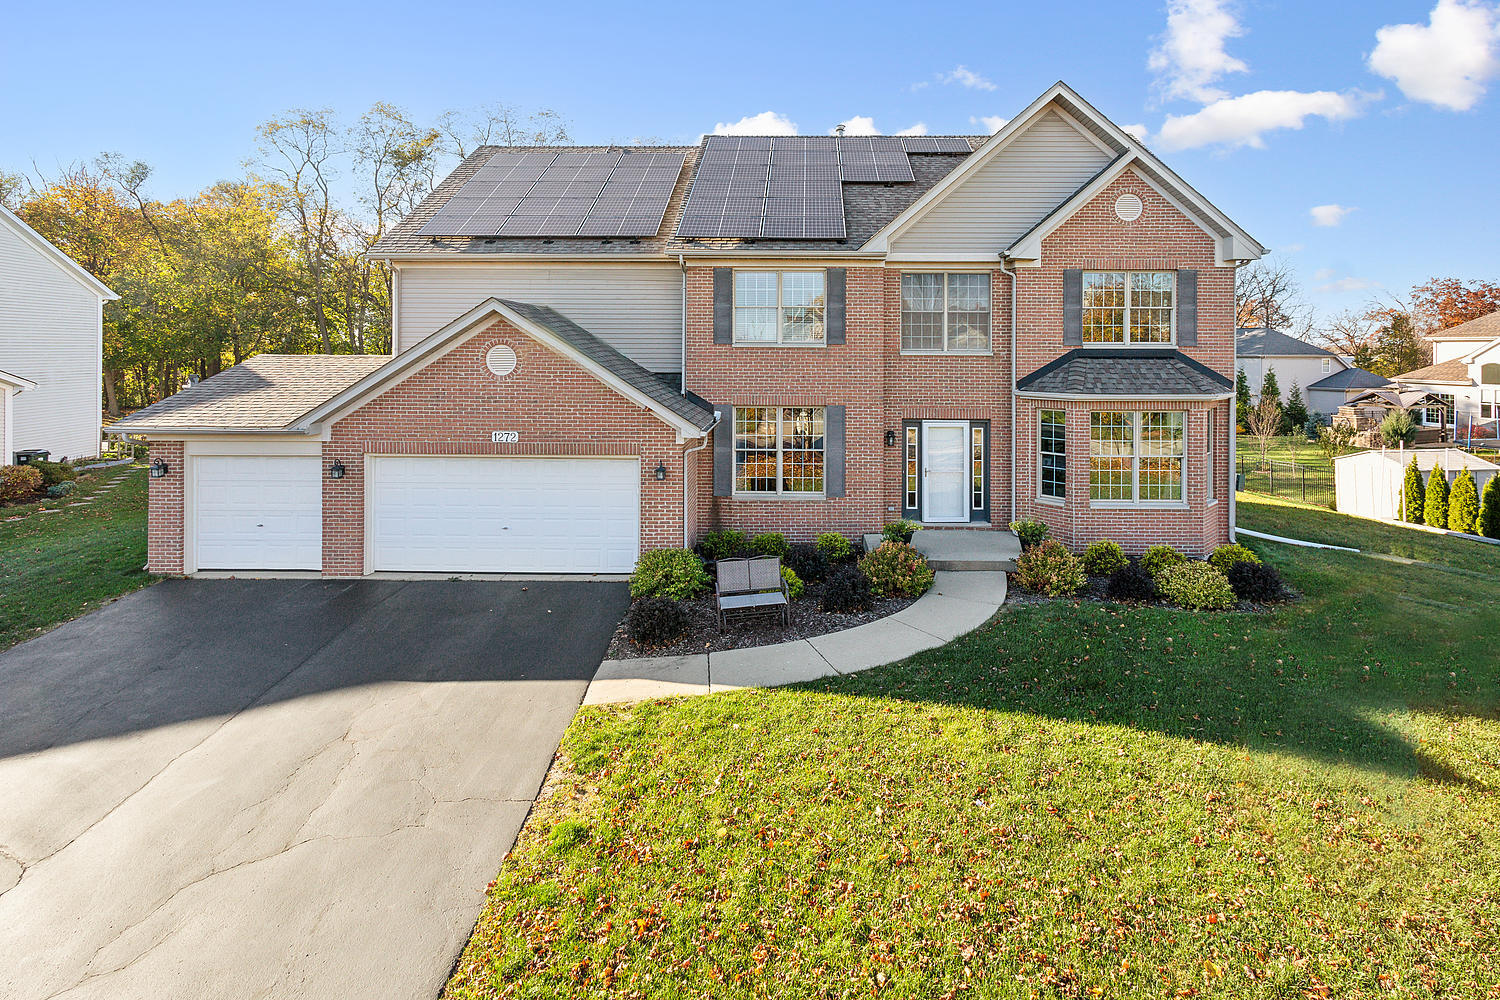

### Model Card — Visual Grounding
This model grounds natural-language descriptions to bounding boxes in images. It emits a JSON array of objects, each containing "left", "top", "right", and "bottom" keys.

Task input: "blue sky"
[{"left": 3, "top": 0, "right": 1497, "bottom": 325}]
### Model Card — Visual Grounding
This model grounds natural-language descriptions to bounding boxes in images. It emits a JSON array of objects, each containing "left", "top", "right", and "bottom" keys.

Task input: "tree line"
[{"left": 1, "top": 103, "right": 569, "bottom": 415}]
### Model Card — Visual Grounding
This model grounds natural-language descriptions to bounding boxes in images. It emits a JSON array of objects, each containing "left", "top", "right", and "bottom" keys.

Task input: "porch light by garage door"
[
  {"left": 328, "top": 460, "right": 346, "bottom": 480},
  {"left": 149, "top": 458, "right": 170, "bottom": 478}
]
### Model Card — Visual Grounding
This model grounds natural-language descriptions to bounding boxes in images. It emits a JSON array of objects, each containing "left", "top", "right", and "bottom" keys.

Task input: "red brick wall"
[
  {"left": 145, "top": 440, "right": 185, "bottom": 574},
  {"left": 322, "top": 318, "right": 689, "bottom": 575}
]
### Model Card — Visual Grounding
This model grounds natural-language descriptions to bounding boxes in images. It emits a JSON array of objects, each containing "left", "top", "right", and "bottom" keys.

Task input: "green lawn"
[
  {"left": 0, "top": 465, "right": 154, "bottom": 651},
  {"left": 1237, "top": 433, "right": 1336, "bottom": 508},
  {"left": 447, "top": 495, "right": 1499, "bottom": 999}
]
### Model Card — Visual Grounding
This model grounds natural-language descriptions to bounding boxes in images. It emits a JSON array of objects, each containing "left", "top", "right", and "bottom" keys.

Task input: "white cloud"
[
  {"left": 1148, "top": 0, "right": 1249, "bottom": 102},
  {"left": 713, "top": 111, "right": 798, "bottom": 136},
  {"left": 1156, "top": 89, "right": 1368, "bottom": 150},
  {"left": 1310, "top": 203, "right": 1355, "bottom": 226},
  {"left": 1280, "top": 242, "right": 1305, "bottom": 253},
  {"left": 1368, "top": 0, "right": 1500, "bottom": 111},
  {"left": 1313, "top": 267, "right": 1336, "bottom": 281},
  {"left": 1316, "top": 275, "right": 1377, "bottom": 294},
  {"left": 895, "top": 122, "right": 929, "bottom": 137},
  {"left": 970, "top": 115, "right": 1009, "bottom": 133},
  {"left": 1121, "top": 122, "right": 1150, "bottom": 141},
  {"left": 939, "top": 65, "right": 997, "bottom": 91}
]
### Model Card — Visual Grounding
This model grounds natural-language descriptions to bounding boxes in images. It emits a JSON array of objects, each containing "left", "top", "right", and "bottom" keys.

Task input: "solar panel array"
[
  {"left": 898, "top": 136, "right": 975, "bottom": 153},
  {"left": 418, "top": 149, "right": 686, "bottom": 238}
]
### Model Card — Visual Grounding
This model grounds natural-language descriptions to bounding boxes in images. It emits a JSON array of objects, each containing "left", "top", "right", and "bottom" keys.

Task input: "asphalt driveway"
[{"left": 0, "top": 577, "right": 628, "bottom": 1000}]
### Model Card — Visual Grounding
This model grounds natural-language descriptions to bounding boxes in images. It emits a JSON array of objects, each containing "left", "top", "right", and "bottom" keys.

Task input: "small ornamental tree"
[
  {"left": 1283, "top": 381, "right": 1310, "bottom": 435},
  {"left": 1479, "top": 475, "right": 1500, "bottom": 539},
  {"left": 1236, "top": 368, "right": 1251, "bottom": 429},
  {"left": 1402, "top": 457, "right": 1425, "bottom": 523},
  {"left": 1448, "top": 467, "right": 1480, "bottom": 534},
  {"left": 1423, "top": 466, "right": 1450, "bottom": 530}
]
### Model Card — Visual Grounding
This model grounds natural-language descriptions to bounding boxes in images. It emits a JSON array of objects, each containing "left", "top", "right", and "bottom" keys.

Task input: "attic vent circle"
[
  {"left": 485, "top": 344, "right": 518, "bottom": 378},
  {"left": 1114, "top": 194, "right": 1143, "bottom": 222}
]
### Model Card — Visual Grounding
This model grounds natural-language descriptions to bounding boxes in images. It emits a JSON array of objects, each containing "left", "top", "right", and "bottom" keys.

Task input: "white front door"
[
  {"left": 922, "top": 421, "right": 969, "bottom": 523},
  {"left": 194, "top": 456, "right": 323, "bottom": 570}
]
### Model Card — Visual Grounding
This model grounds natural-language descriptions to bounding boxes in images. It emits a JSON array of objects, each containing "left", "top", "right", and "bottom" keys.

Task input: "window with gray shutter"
[
  {"left": 713, "top": 268, "right": 732, "bottom": 345},
  {"left": 712, "top": 404, "right": 732, "bottom": 496},
  {"left": 824, "top": 405, "right": 845, "bottom": 497},
  {"left": 1062, "top": 268, "right": 1083, "bottom": 345},
  {"left": 1175, "top": 269, "right": 1198, "bottom": 346},
  {"left": 826, "top": 268, "right": 846, "bottom": 345}
]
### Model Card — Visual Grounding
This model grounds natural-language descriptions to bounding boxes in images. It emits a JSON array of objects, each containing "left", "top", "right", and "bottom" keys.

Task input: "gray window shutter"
[
  {"left": 1062, "top": 268, "right": 1083, "bottom": 346},
  {"left": 824, "top": 405, "right": 846, "bottom": 498},
  {"left": 713, "top": 405, "right": 732, "bottom": 496},
  {"left": 713, "top": 268, "right": 732, "bottom": 345},
  {"left": 1176, "top": 269, "right": 1198, "bottom": 346},
  {"left": 825, "top": 268, "right": 846, "bottom": 345}
]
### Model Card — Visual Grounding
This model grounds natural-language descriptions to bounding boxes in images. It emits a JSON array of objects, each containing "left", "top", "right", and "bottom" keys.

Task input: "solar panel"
[
  {"left": 900, "top": 136, "right": 974, "bottom": 153},
  {"left": 836, "top": 137, "right": 914, "bottom": 182}
]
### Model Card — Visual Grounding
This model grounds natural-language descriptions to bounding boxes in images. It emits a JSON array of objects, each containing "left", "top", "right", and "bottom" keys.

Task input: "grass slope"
[
  {"left": 448, "top": 496, "right": 1499, "bottom": 999},
  {"left": 0, "top": 466, "right": 153, "bottom": 651}
]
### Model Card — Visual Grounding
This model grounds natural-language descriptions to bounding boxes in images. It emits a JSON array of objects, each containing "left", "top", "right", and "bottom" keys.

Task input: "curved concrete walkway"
[{"left": 584, "top": 571, "right": 1007, "bottom": 705}]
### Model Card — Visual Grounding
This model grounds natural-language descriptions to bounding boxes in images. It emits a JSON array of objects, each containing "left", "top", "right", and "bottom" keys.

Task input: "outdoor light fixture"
[
  {"left": 885, "top": 429, "right": 897, "bottom": 447},
  {"left": 653, "top": 462, "right": 668, "bottom": 481},
  {"left": 149, "top": 459, "right": 169, "bottom": 479},
  {"left": 329, "top": 460, "right": 346, "bottom": 480}
]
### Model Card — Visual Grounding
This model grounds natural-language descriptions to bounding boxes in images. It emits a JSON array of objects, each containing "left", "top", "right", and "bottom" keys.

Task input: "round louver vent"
[
  {"left": 485, "top": 344, "right": 517, "bottom": 378},
  {"left": 1114, "top": 194, "right": 1143, "bottom": 222}
]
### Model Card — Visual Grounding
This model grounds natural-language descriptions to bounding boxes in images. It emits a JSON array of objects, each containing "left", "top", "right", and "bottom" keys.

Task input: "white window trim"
[
  {"left": 1081, "top": 270, "right": 1176, "bottom": 347},
  {"left": 731, "top": 405, "right": 827, "bottom": 499},
  {"left": 1088, "top": 410, "right": 1189, "bottom": 508},
  {"left": 900, "top": 271, "right": 993, "bottom": 355},
  {"left": 1320, "top": 358, "right": 1332, "bottom": 374},
  {"left": 1206, "top": 410, "right": 1218, "bottom": 506},
  {"left": 1036, "top": 409, "right": 1066, "bottom": 506},
  {"left": 732, "top": 270, "right": 827, "bottom": 347}
]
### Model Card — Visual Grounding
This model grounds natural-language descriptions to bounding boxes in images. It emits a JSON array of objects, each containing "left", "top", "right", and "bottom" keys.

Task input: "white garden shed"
[{"left": 1333, "top": 447, "right": 1500, "bottom": 521}]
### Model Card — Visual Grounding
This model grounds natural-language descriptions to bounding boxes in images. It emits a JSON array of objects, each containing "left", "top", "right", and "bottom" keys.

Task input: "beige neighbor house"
[
  {"left": 1236, "top": 326, "right": 1387, "bottom": 422},
  {"left": 1393, "top": 309, "right": 1500, "bottom": 441}
]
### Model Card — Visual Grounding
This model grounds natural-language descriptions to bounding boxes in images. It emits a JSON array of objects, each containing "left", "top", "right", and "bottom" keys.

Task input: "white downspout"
[
  {"left": 1229, "top": 302, "right": 1238, "bottom": 540},
  {"left": 678, "top": 254, "right": 687, "bottom": 396},
  {"left": 682, "top": 415, "right": 719, "bottom": 547},
  {"left": 1001, "top": 257, "right": 1019, "bottom": 524}
]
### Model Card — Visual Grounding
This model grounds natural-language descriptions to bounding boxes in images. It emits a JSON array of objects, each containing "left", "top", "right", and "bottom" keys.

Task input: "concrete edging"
[{"left": 583, "top": 571, "right": 1007, "bottom": 705}]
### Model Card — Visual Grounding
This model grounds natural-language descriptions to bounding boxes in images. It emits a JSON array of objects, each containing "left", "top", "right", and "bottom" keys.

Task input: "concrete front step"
[{"left": 864, "top": 528, "right": 1020, "bottom": 572}]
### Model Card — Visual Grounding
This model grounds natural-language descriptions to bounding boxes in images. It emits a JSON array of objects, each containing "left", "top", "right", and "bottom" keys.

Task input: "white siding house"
[
  {"left": 1236, "top": 326, "right": 1387, "bottom": 421},
  {"left": 0, "top": 206, "right": 118, "bottom": 461},
  {"left": 1394, "top": 310, "right": 1500, "bottom": 439}
]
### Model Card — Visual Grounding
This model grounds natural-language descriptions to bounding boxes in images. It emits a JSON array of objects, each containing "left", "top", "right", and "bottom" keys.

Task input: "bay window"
[
  {"left": 1089, "top": 411, "right": 1185, "bottom": 503},
  {"left": 1082, "top": 271, "right": 1174, "bottom": 344},
  {"left": 733, "top": 271, "right": 825, "bottom": 344},
  {"left": 733, "top": 406, "right": 825, "bottom": 495},
  {"left": 1039, "top": 409, "right": 1066, "bottom": 500}
]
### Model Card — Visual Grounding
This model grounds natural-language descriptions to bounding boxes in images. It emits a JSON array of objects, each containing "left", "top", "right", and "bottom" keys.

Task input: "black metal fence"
[{"left": 1236, "top": 456, "right": 1336, "bottom": 507}]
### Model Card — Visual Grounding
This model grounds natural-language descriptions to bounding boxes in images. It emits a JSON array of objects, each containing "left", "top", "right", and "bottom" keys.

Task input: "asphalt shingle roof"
[
  {"left": 1396, "top": 358, "right": 1472, "bottom": 384},
  {"left": 1017, "top": 349, "right": 1233, "bottom": 395},
  {"left": 1307, "top": 366, "right": 1390, "bottom": 391},
  {"left": 1235, "top": 327, "right": 1335, "bottom": 357},
  {"left": 111, "top": 355, "right": 390, "bottom": 432},
  {"left": 1425, "top": 309, "right": 1500, "bottom": 341}
]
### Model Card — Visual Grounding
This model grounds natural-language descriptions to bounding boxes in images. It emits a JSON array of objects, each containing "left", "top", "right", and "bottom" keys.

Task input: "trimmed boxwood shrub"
[
  {"left": 1080, "top": 539, "right": 1128, "bottom": 576},
  {"left": 1208, "top": 543, "right": 1260, "bottom": 573},
  {"left": 46, "top": 481, "right": 77, "bottom": 499},
  {"left": 625, "top": 597, "right": 689, "bottom": 647},
  {"left": 780, "top": 565, "right": 805, "bottom": 600},
  {"left": 748, "top": 532, "right": 791, "bottom": 558},
  {"left": 629, "top": 548, "right": 710, "bottom": 600},
  {"left": 821, "top": 564, "right": 872, "bottom": 612},
  {"left": 815, "top": 531, "right": 853, "bottom": 561},
  {"left": 784, "top": 542, "right": 830, "bottom": 584},
  {"left": 1106, "top": 562, "right": 1158, "bottom": 603},
  {"left": 1139, "top": 544, "right": 1187, "bottom": 577},
  {"left": 860, "top": 541, "right": 935, "bottom": 597},
  {"left": 1227, "top": 560, "right": 1290, "bottom": 603},
  {"left": 1014, "top": 539, "right": 1086, "bottom": 597},
  {"left": 698, "top": 529, "right": 746, "bottom": 561},
  {"left": 1008, "top": 518, "right": 1051, "bottom": 550},
  {"left": 0, "top": 464, "right": 43, "bottom": 502},
  {"left": 881, "top": 519, "right": 922, "bottom": 544},
  {"left": 1157, "top": 561, "right": 1236, "bottom": 611},
  {"left": 1448, "top": 467, "right": 1480, "bottom": 535},
  {"left": 32, "top": 460, "right": 77, "bottom": 488}
]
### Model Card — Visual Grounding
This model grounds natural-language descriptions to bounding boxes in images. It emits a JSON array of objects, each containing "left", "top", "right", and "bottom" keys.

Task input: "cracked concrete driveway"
[{"left": 0, "top": 577, "right": 628, "bottom": 1000}]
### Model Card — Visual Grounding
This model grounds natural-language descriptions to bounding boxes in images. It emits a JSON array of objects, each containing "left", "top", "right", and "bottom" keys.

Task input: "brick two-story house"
[{"left": 113, "top": 82, "right": 1263, "bottom": 576}]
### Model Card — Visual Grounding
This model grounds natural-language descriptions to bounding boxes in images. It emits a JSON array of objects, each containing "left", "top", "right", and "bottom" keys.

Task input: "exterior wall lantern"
[
  {"left": 328, "top": 460, "right": 346, "bottom": 480},
  {"left": 885, "top": 429, "right": 897, "bottom": 447},
  {"left": 149, "top": 458, "right": 170, "bottom": 478},
  {"left": 653, "top": 461, "right": 668, "bottom": 481}
]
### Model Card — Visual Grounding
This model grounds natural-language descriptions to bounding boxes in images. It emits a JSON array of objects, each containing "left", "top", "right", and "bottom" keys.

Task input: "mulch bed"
[
  {"left": 1005, "top": 572, "right": 1296, "bottom": 613},
  {"left": 606, "top": 580, "right": 917, "bottom": 660}
]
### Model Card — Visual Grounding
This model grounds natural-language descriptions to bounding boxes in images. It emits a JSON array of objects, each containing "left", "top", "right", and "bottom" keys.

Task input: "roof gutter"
[{"left": 105, "top": 425, "right": 316, "bottom": 437}]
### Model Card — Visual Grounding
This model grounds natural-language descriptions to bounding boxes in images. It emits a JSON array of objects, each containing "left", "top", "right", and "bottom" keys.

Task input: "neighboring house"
[
  {"left": 0, "top": 205, "right": 119, "bottom": 462},
  {"left": 111, "top": 81, "right": 1264, "bottom": 576},
  {"left": 1393, "top": 309, "right": 1500, "bottom": 438},
  {"left": 1235, "top": 326, "right": 1386, "bottom": 419}
]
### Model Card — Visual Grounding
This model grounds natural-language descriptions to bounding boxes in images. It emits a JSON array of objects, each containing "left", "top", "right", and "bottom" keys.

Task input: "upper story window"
[
  {"left": 1321, "top": 358, "right": 1332, "bottom": 373},
  {"left": 1482, "top": 362, "right": 1500, "bottom": 385},
  {"left": 1082, "top": 271, "right": 1174, "bottom": 344},
  {"left": 734, "top": 271, "right": 825, "bottom": 345},
  {"left": 901, "top": 273, "right": 991, "bottom": 352}
]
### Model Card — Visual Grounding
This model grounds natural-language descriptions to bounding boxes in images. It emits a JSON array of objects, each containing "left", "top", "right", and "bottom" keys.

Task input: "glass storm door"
[{"left": 922, "top": 421, "right": 969, "bottom": 523}]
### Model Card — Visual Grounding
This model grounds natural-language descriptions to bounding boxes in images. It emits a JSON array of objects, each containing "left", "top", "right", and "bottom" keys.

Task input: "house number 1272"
[{"left": 491, "top": 430, "right": 519, "bottom": 443}]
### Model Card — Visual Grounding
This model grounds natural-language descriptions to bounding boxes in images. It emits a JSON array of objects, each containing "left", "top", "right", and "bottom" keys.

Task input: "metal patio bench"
[{"left": 714, "top": 556, "right": 790, "bottom": 629}]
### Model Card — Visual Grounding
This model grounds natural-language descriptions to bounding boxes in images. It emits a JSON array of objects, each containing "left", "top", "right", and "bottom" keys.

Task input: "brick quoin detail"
[{"left": 145, "top": 440, "right": 185, "bottom": 574}]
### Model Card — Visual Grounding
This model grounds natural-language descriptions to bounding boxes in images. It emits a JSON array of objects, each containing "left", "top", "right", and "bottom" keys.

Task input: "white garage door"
[
  {"left": 370, "top": 456, "right": 640, "bottom": 574},
  {"left": 194, "top": 456, "right": 322, "bottom": 570}
]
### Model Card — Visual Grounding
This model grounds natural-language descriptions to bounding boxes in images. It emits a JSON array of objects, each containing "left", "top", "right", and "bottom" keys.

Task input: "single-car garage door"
[
  {"left": 369, "top": 456, "right": 640, "bottom": 574},
  {"left": 194, "top": 456, "right": 323, "bottom": 570}
]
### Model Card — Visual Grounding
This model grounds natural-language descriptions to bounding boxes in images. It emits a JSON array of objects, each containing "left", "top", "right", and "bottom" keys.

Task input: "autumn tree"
[{"left": 1410, "top": 276, "right": 1500, "bottom": 330}]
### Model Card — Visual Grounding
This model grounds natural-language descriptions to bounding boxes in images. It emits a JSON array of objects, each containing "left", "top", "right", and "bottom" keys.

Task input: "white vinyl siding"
[
  {"left": 889, "top": 110, "right": 1112, "bottom": 256},
  {"left": 0, "top": 219, "right": 103, "bottom": 460},
  {"left": 395, "top": 264, "right": 683, "bottom": 371}
]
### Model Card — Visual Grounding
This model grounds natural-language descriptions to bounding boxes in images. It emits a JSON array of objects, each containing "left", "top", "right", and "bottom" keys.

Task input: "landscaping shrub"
[
  {"left": 46, "top": 481, "right": 77, "bottom": 499},
  {"left": 1227, "top": 560, "right": 1290, "bottom": 603},
  {"left": 859, "top": 541, "right": 935, "bottom": 597},
  {"left": 1448, "top": 467, "right": 1479, "bottom": 535},
  {"left": 784, "top": 542, "right": 830, "bottom": 584},
  {"left": 624, "top": 597, "right": 689, "bottom": 647},
  {"left": 1008, "top": 518, "right": 1050, "bottom": 550},
  {"left": 1139, "top": 544, "right": 1186, "bottom": 577},
  {"left": 1157, "top": 561, "right": 1236, "bottom": 611},
  {"left": 698, "top": 528, "right": 746, "bottom": 561},
  {"left": 629, "top": 548, "right": 710, "bottom": 600},
  {"left": 1080, "top": 539, "right": 1128, "bottom": 576},
  {"left": 1106, "top": 563, "right": 1157, "bottom": 603},
  {"left": 1402, "top": 457, "right": 1425, "bottom": 523},
  {"left": 880, "top": 519, "right": 922, "bottom": 544},
  {"left": 1208, "top": 543, "right": 1260, "bottom": 573},
  {"left": 820, "top": 564, "right": 872, "bottom": 612},
  {"left": 1481, "top": 475, "right": 1500, "bottom": 539},
  {"left": 31, "top": 461, "right": 77, "bottom": 488},
  {"left": 1423, "top": 467, "right": 1449, "bottom": 529},
  {"left": 747, "top": 532, "right": 791, "bottom": 558},
  {"left": 1014, "top": 539, "right": 1086, "bottom": 597},
  {"left": 814, "top": 531, "right": 853, "bottom": 561},
  {"left": 1380, "top": 409, "right": 1416, "bottom": 447},
  {"left": 0, "top": 464, "right": 43, "bottom": 502},
  {"left": 780, "top": 565, "right": 805, "bottom": 600}
]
